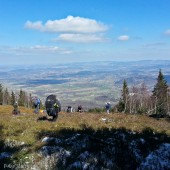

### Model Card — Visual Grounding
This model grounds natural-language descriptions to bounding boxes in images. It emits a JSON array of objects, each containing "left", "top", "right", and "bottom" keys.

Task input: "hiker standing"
[
  {"left": 105, "top": 102, "right": 111, "bottom": 114},
  {"left": 77, "top": 105, "right": 83, "bottom": 113},
  {"left": 12, "top": 101, "right": 19, "bottom": 115},
  {"left": 33, "top": 97, "right": 40, "bottom": 113},
  {"left": 67, "top": 106, "right": 73, "bottom": 113}
]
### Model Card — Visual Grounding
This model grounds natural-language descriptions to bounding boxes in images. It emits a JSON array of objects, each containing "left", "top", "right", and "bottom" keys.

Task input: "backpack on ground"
[{"left": 45, "top": 94, "right": 61, "bottom": 120}]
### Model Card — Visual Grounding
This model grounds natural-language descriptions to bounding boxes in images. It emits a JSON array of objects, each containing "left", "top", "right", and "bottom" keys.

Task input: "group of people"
[
  {"left": 12, "top": 97, "right": 41, "bottom": 115},
  {"left": 66, "top": 105, "right": 83, "bottom": 113},
  {"left": 66, "top": 103, "right": 111, "bottom": 114},
  {"left": 12, "top": 95, "right": 61, "bottom": 121},
  {"left": 12, "top": 94, "right": 112, "bottom": 120}
]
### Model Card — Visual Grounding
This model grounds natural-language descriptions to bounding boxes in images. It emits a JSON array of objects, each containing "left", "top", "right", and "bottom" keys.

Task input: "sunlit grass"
[{"left": 1, "top": 105, "right": 169, "bottom": 146}]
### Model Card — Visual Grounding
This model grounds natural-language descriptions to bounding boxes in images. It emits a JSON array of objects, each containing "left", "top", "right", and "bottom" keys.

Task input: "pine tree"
[
  {"left": 18, "top": 89, "right": 25, "bottom": 106},
  {"left": 11, "top": 91, "right": 15, "bottom": 106},
  {"left": 3, "top": 88, "right": 10, "bottom": 105},
  {"left": 0, "top": 84, "right": 3, "bottom": 105},
  {"left": 152, "top": 69, "right": 168, "bottom": 115},
  {"left": 117, "top": 98, "right": 125, "bottom": 112},
  {"left": 29, "top": 93, "right": 33, "bottom": 108},
  {"left": 118, "top": 80, "right": 129, "bottom": 112}
]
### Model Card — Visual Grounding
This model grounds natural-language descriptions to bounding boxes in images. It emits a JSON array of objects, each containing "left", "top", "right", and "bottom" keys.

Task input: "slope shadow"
[
  {"left": 149, "top": 114, "right": 170, "bottom": 123},
  {"left": 36, "top": 126, "right": 170, "bottom": 170},
  {"left": 149, "top": 114, "right": 170, "bottom": 119},
  {"left": 0, "top": 125, "right": 31, "bottom": 170}
]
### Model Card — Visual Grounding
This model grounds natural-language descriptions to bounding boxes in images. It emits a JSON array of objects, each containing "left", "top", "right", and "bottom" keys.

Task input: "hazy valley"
[{"left": 1, "top": 60, "right": 170, "bottom": 109}]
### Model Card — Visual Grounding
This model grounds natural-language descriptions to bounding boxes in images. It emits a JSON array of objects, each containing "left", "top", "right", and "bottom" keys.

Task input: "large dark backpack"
[{"left": 45, "top": 95, "right": 61, "bottom": 118}]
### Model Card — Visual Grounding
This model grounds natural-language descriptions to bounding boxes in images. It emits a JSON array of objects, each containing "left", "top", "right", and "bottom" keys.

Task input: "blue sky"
[{"left": 0, "top": 0, "right": 170, "bottom": 65}]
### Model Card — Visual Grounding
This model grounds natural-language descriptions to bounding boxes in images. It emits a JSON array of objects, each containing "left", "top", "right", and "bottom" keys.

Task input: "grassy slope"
[
  {"left": 0, "top": 105, "right": 170, "bottom": 167},
  {"left": 0, "top": 105, "right": 170, "bottom": 145}
]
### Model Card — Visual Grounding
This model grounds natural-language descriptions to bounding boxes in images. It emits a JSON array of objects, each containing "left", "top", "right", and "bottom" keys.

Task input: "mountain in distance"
[{"left": 1, "top": 60, "right": 170, "bottom": 109}]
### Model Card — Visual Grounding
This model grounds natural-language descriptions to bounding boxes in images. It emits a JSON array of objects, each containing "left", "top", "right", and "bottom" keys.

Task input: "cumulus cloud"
[
  {"left": 164, "top": 29, "right": 170, "bottom": 36},
  {"left": 117, "top": 35, "right": 129, "bottom": 41},
  {"left": 25, "top": 15, "right": 108, "bottom": 33},
  {"left": 55, "top": 33, "right": 107, "bottom": 43}
]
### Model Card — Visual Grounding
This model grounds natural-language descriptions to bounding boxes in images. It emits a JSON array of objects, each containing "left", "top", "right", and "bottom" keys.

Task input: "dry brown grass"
[{"left": 0, "top": 105, "right": 169, "bottom": 146}]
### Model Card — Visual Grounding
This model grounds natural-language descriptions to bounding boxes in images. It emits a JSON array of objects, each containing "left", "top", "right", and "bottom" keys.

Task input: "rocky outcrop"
[
  {"left": 1, "top": 129, "right": 170, "bottom": 170},
  {"left": 138, "top": 143, "right": 170, "bottom": 170},
  {"left": 31, "top": 129, "right": 170, "bottom": 170}
]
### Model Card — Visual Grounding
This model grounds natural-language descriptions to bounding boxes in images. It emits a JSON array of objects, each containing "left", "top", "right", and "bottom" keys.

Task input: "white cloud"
[
  {"left": 30, "top": 45, "right": 59, "bottom": 52},
  {"left": 0, "top": 45, "right": 72, "bottom": 55},
  {"left": 55, "top": 33, "right": 107, "bottom": 43},
  {"left": 117, "top": 35, "right": 129, "bottom": 41},
  {"left": 164, "top": 29, "right": 170, "bottom": 36},
  {"left": 25, "top": 21, "right": 42, "bottom": 31},
  {"left": 25, "top": 15, "right": 108, "bottom": 33}
]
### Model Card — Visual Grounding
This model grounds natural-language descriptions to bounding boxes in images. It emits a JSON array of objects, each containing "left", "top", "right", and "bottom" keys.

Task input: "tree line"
[
  {"left": 116, "top": 69, "right": 170, "bottom": 117},
  {"left": 0, "top": 85, "right": 33, "bottom": 108}
]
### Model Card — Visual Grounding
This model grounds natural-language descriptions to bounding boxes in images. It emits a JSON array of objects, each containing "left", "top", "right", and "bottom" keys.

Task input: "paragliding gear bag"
[{"left": 45, "top": 95, "right": 61, "bottom": 116}]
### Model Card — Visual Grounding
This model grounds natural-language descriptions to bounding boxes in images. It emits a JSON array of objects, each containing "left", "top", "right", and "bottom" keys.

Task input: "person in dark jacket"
[
  {"left": 77, "top": 105, "right": 83, "bottom": 113},
  {"left": 105, "top": 102, "right": 111, "bottom": 114}
]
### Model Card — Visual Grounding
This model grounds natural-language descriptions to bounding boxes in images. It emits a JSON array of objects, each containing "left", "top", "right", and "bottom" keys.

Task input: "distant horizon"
[{"left": 1, "top": 59, "right": 170, "bottom": 67}]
